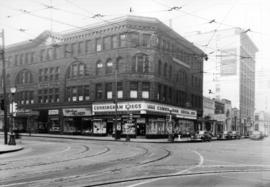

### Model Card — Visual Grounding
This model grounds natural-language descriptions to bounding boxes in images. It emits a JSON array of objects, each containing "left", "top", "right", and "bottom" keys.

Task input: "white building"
[
  {"left": 188, "top": 28, "right": 258, "bottom": 136},
  {"left": 254, "top": 111, "right": 270, "bottom": 136}
]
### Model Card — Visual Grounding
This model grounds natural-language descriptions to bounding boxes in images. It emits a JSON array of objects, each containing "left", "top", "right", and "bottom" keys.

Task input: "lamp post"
[
  {"left": 8, "top": 87, "right": 16, "bottom": 145},
  {"left": 168, "top": 108, "right": 174, "bottom": 142},
  {"left": 114, "top": 60, "right": 120, "bottom": 140}
]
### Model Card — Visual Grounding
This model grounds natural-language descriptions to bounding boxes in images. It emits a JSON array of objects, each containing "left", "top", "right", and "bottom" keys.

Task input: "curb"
[{"left": 0, "top": 146, "right": 24, "bottom": 154}]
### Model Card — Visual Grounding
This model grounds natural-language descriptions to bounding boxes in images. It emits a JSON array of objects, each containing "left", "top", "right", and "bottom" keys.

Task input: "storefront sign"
[
  {"left": 15, "top": 109, "right": 39, "bottom": 117},
  {"left": 48, "top": 109, "right": 59, "bottom": 115},
  {"left": 93, "top": 101, "right": 197, "bottom": 119},
  {"left": 63, "top": 108, "right": 91, "bottom": 116}
]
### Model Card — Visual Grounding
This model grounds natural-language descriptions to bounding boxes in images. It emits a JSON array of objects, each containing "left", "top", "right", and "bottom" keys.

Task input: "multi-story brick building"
[{"left": 0, "top": 15, "right": 206, "bottom": 138}]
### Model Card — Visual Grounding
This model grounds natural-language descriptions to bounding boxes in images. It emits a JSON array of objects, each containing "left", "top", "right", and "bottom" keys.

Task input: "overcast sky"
[{"left": 1, "top": 0, "right": 270, "bottom": 111}]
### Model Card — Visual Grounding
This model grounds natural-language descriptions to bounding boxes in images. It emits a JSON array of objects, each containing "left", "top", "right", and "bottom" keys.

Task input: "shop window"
[
  {"left": 130, "top": 82, "right": 138, "bottom": 98},
  {"left": 103, "top": 36, "right": 111, "bottom": 50},
  {"left": 120, "top": 33, "right": 127, "bottom": 48},
  {"left": 112, "top": 35, "right": 118, "bottom": 49},
  {"left": 142, "top": 34, "right": 151, "bottom": 47},
  {"left": 96, "top": 83, "right": 103, "bottom": 99},
  {"left": 132, "top": 53, "right": 149, "bottom": 73},
  {"left": 117, "top": 82, "right": 123, "bottom": 99},
  {"left": 129, "top": 32, "right": 139, "bottom": 47},
  {"left": 142, "top": 82, "right": 150, "bottom": 99},
  {"left": 106, "top": 59, "right": 113, "bottom": 74},
  {"left": 106, "top": 83, "right": 113, "bottom": 99},
  {"left": 96, "top": 60, "right": 103, "bottom": 75},
  {"left": 96, "top": 38, "right": 102, "bottom": 52}
]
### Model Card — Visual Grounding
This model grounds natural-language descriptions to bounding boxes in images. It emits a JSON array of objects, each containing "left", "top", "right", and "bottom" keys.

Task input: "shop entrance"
[
  {"left": 107, "top": 122, "right": 113, "bottom": 135},
  {"left": 136, "top": 123, "right": 145, "bottom": 136}
]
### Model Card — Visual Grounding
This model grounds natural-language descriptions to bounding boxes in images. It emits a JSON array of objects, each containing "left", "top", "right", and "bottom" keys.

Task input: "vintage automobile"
[
  {"left": 250, "top": 131, "right": 264, "bottom": 140},
  {"left": 231, "top": 131, "right": 241, "bottom": 139},
  {"left": 217, "top": 131, "right": 233, "bottom": 140},
  {"left": 191, "top": 131, "right": 212, "bottom": 142}
]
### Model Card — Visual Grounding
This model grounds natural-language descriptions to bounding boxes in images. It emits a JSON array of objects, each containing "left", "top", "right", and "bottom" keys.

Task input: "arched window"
[
  {"left": 105, "top": 58, "right": 113, "bottom": 74},
  {"left": 96, "top": 60, "right": 103, "bottom": 75},
  {"left": 16, "top": 69, "right": 33, "bottom": 85},
  {"left": 132, "top": 53, "right": 149, "bottom": 73},
  {"left": 66, "top": 62, "right": 87, "bottom": 79}
]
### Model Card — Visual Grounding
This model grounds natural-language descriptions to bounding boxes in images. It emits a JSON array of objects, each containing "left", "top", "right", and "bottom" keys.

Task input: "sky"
[{"left": 0, "top": 0, "right": 270, "bottom": 112}]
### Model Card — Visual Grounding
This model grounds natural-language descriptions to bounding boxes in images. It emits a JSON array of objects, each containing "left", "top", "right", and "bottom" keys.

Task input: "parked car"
[
  {"left": 191, "top": 131, "right": 212, "bottom": 142},
  {"left": 231, "top": 131, "right": 241, "bottom": 139},
  {"left": 217, "top": 131, "right": 233, "bottom": 140},
  {"left": 250, "top": 131, "right": 264, "bottom": 140}
]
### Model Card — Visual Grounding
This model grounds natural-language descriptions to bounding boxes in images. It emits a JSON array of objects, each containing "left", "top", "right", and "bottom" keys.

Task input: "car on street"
[
  {"left": 191, "top": 131, "right": 212, "bottom": 142},
  {"left": 231, "top": 131, "right": 241, "bottom": 139},
  {"left": 217, "top": 131, "right": 233, "bottom": 140},
  {"left": 249, "top": 131, "right": 264, "bottom": 140}
]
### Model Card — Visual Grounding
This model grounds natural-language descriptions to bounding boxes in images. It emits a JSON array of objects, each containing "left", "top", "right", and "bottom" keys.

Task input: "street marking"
[{"left": 126, "top": 150, "right": 204, "bottom": 187}]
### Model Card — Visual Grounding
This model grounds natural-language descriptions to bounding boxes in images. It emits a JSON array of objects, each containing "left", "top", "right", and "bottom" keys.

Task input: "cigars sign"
[{"left": 93, "top": 101, "right": 197, "bottom": 119}]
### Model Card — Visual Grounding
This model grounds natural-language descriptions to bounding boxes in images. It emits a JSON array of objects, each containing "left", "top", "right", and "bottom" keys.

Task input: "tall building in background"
[{"left": 188, "top": 28, "right": 258, "bottom": 135}]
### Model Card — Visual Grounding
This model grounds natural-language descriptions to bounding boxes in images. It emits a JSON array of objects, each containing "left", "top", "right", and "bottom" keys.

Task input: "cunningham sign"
[{"left": 93, "top": 101, "right": 197, "bottom": 119}]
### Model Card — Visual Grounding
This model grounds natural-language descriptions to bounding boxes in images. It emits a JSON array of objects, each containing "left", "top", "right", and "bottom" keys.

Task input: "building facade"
[
  {"left": 0, "top": 15, "right": 206, "bottom": 138},
  {"left": 188, "top": 28, "right": 258, "bottom": 136},
  {"left": 254, "top": 111, "right": 270, "bottom": 136}
]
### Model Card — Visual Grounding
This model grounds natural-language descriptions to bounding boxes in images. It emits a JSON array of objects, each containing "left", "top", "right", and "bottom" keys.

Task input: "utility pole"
[{"left": 1, "top": 30, "right": 8, "bottom": 144}]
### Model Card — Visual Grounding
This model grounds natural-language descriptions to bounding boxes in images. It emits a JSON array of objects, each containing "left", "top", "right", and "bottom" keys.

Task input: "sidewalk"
[
  {"left": 0, "top": 143, "right": 23, "bottom": 154},
  {"left": 16, "top": 133, "right": 191, "bottom": 143}
]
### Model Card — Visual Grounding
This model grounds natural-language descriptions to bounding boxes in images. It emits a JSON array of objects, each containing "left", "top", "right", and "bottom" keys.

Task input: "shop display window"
[
  {"left": 93, "top": 120, "right": 106, "bottom": 134},
  {"left": 146, "top": 118, "right": 166, "bottom": 135}
]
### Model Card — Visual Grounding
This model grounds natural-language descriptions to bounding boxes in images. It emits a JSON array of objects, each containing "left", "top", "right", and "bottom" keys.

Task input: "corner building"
[{"left": 1, "top": 16, "right": 206, "bottom": 138}]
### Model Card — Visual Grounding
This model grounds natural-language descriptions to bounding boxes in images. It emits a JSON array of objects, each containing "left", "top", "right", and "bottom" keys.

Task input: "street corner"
[{"left": 0, "top": 144, "right": 24, "bottom": 154}]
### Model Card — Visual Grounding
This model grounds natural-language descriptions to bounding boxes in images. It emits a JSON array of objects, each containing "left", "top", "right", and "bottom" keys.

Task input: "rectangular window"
[
  {"left": 96, "top": 83, "right": 103, "bottom": 99},
  {"left": 142, "top": 34, "right": 151, "bottom": 47},
  {"left": 72, "top": 87, "right": 77, "bottom": 101},
  {"left": 85, "top": 40, "right": 92, "bottom": 53},
  {"left": 78, "top": 86, "right": 83, "bottom": 101},
  {"left": 112, "top": 35, "right": 118, "bottom": 49},
  {"left": 84, "top": 86, "right": 90, "bottom": 100},
  {"left": 79, "top": 64, "right": 84, "bottom": 76},
  {"left": 72, "top": 64, "right": 78, "bottom": 77},
  {"left": 96, "top": 38, "right": 102, "bottom": 52},
  {"left": 142, "top": 82, "right": 150, "bottom": 99},
  {"left": 15, "top": 55, "right": 18, "bottom": 66},
  {"left": 64, "top": 44, "right": 69, "bottom": 57},
  {"left": 106, "top": 83, "right": 113, "bottom": 99},
  {"left": 117, "top": 82, "right": 123, "bottom": 99},
  {"left": 130, "top": 82, "right": 138, "bottom": 98},
  {"left": 103, "top": 36, "right": 111, "bottom": 50},
  {"left": 25, "top": 53, "right": 29, "bottom": 64},
  {"left": 130, "top": 32, "right": 139, "bottom": 47},
  {"left": 120, "top": 34, "right": 127, "bottom": 48},
  {"left": 20, "top": 54, "right": 24, "bottom": 65},
  {"left": 71, "top": 43, "right": 76, "bottom": 56},
  {"left": 78, "top": 41, "right": 84, "bottom": 54}
]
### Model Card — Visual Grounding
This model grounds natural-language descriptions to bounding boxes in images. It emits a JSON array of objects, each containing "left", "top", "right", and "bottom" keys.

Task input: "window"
[
  {"left": 103, "top": 36, "right": 111, "bottom": 50},
  {"left": 16, "top": 70, "right": 33, "bottom": 85},
  {"left": 120, "top": 33, "right": 127, "bottom": 47},
  {"left": 78, "top": 86, "right": 83, "bottom": 101},
  {"left": 79, "top": 64, "right": 85, "bottom": 76},
  {"left": 96, "top": 83, "right": 103, "bottom": 99},
  {"left": 117, "top": 82, "right": 123, "bottom": 99},
  {"left": 129, "top": 32, "right": 139, "bottom": 47},
  {"left": 112, "top": 35, "right": 118, "bottom": 49},
  {"left": 85, "top": 40, "right": 92, "bottom": 53},
  {"left": 67, "top": 63, "right": 86, "bottom": 79},
  {"left": 64, "top": 44, "right": 69, "bottom": 57},
  {"left": 158, "top": 60, "right": 162, "bottom": 76},
  {"left": 157, "top": 84, "right": 162, "bottom": 100},
  {"left": 15, "top": 55, "right": 18, "bottom": 66},
  {"left": 163, "top": 63, "right": 167, "bottom": 77},
  {"left": 25, "top": 53, "right": 29, "bottom": 64},
  {"left": 96, "top": 60, "right": 103, "bottom": 75},
  {"left": 132, "top": 53, "right": 149, "bottom": 73},
  {"left": 84, "top": 86, "right": 90, "bottom": 100},
  {"left": 72, "top": 87, "right": 77, "bottom": 101},
  {"left": 130, "top": 82, "right": 138, "bottom": 98},
  {"left": 71, "top": 43, "right": 76, "bottom": 56},
  {"left": 106, "top": 83, "right": 113, "bottom": 99},
  {"left": 142, "top": 34, "right": 151, "bottom": 47},
  {"left": 96, "top": 38, "right": 102, "bottom": 52},
  {"left": 20, "top": 54, "right": 24, "bottom": 65},
  {"left": 106, "top": 59, "right": 113, "bottom": 74},
  {"left": 142, "top": 82, "right": 150, "bottom": 99},
  {"left": 169, "top": 65, "right": 172, "bottom": 80},
  {"left": 78, "top": 41, "right": 84, "bottom": 54}
]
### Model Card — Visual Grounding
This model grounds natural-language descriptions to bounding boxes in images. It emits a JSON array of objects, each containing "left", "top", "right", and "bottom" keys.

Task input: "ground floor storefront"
[{"left": 8, "top": 101, "right": 199, "bottom": 138}]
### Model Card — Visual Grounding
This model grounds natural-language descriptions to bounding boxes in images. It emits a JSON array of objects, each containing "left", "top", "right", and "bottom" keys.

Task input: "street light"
[{"left": 8, "top": 87, "right": 16, "bottom": 145}]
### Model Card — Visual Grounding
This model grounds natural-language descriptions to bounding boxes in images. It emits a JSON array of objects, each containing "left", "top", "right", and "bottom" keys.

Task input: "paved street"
[{"left": 0, "top": 136, "right": 270, "bottom": 187}]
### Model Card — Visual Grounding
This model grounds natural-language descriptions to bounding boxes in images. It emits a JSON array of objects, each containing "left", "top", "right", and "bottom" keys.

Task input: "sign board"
[
  {"left": 48, "top": 109, "right": 59, "bottom": 115},
  {"left": 63, "top": 108, "right": 91, "bottom": 116},
  {"left": 93, "top": 101, "right": 197, "bottom": 119}
]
